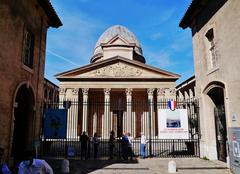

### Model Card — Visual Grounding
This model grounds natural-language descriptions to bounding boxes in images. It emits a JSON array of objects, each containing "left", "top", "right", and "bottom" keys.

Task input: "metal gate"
[
  {"left": 40, "top": 98, "right": 200, "bottom": 159},
  {"left": 214, "top": 105, "right": 227, "bottom": 162}
]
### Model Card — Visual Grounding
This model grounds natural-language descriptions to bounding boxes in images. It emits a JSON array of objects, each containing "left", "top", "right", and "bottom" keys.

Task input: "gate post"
[
  {"left": 148, "top": 99, "right": 152, "bottom": 157},
  {"left": 147, "top": 88, "right": 154, "bottom": 157}
]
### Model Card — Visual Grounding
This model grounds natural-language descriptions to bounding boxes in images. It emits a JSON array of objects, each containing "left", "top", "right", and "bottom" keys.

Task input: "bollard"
[
  {"left": 61, "top": 158, "right": 70, "bottom": 173},
  {"left": 226, "top": 156, "right": 230, "bottom": 168},
  {"left": 168, "top": 160, "right": 176, "bottom": 173}
]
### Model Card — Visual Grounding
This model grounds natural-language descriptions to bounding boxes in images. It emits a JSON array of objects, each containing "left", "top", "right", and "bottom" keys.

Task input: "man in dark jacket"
[{"left": 80, "top": 131, "right": 89, "bottom": 160}]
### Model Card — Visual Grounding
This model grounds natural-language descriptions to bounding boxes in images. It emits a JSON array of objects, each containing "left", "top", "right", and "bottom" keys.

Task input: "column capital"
[
  {"left": 125, "top": 88, "right": 133, "bottom": 96},
  {"left": 157, "top": 88, "right": 166, "bottom": 97},
  {"left": 104, "top": 88, "right": 111, "bottom": 95},
  {"left": 147, "top": 88, "right": 155, "bottom": 96},
  {"left": 82, "top": 88, "right": 89, "bottom": 95},
  {"left": 59, "top": 88, "right": 66, "bottom": 95},
  {"left": 169, "top": 88, "right": 176, "bottom": 96},
  {"left": 72, "top": 88, "right": 79, "bottom": 95}
]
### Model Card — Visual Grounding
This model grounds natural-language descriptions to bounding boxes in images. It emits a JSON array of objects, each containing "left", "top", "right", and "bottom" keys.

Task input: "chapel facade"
[{"left": 56, "top": 25, "right": 180, "bottom": 139}]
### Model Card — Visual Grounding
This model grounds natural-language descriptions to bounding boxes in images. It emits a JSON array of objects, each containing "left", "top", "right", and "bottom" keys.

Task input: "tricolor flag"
[{"left": 168, "top": 100, "right": 177, "bottom": 111}]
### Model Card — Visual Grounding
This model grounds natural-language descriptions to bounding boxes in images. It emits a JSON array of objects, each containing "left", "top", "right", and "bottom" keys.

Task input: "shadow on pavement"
[{"left": 47, "top": 158, "right": 139, "bottom": 174}]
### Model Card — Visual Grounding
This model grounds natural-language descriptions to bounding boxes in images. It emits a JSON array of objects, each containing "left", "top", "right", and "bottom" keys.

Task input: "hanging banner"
[
  {"left": 158, "top": 109, "right": 189, "bottom": 139},
  {"left": 44, "top": 109, "right": 67, "bottom": 139}
]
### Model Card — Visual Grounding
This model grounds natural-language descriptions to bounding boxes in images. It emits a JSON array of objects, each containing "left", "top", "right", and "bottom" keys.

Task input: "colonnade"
[{"left": 59, "top": 87, "right": 176, "bottom": 138}]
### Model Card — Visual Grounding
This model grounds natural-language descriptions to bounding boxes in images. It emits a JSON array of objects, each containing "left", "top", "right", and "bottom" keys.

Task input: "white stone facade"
[{"left": 56, "top": 25, "right": 179, "bottom": 138}]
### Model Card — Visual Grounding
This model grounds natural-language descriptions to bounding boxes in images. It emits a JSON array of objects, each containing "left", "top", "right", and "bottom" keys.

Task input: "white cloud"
[{"left": 47, "top": 50, "right": 80, "bottom": 67}]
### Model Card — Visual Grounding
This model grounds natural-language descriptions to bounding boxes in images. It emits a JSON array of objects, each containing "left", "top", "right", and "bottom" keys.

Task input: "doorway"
[
  {"left": 112, "top": 110, "right": 123, "bottom": 137},
  {"left": 11, "top": 84, "right": 34, "bottom": 164},
  {"left": 206, "top": 83, "right": 227, "bottom": 162}
]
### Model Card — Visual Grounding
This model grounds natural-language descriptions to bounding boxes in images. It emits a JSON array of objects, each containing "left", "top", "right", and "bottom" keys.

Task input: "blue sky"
[{"left": 45, "top": 0, "right": 193, "bottom": 85}]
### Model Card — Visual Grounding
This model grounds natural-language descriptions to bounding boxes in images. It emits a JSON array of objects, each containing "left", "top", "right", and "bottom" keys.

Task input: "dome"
[
  {"left": 95, "top": 25, "right": 142, "bottom": 50},
  {"left": 91, "top": 25, "right": 144, "bottom": 63}
]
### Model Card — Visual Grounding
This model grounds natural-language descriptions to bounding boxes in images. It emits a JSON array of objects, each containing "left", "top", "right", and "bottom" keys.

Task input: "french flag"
[{"left": 168, "top": 100, "right": 177, "bottom": 111}]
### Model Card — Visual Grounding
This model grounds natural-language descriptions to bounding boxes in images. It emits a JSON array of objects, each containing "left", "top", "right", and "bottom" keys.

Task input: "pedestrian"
[
  {"left": 121, "top": 132, "right": 129, "bottom": 160},
  {"left": 93, "top": 132, "right": 99, "bottom": 159},
  {"left": 140, "top": 132, "right": 148, "bottom": 159},
  {"left": 80, "top": 131, "right": 89, "bottom": 160},
  {"left": 127, "top": 133, "right": 133, "bottom": 160},
  {"left": 0, "top": 148, "right": 11, "bottom": 174},
  {"left": 18, "top": 150, "right": 53, "bottom": 174},
  {"left": 109, "top": 131, "right": 115, "bottom": 159}
]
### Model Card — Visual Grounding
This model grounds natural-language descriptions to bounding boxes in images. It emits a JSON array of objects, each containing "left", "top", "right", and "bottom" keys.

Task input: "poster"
[
  {"left": 44, "top": 109, "right": 67, "bottom": 139},
  {"left": 228, "top": 127, "right": 240, "bottom": 174},
  {"left": 158, "top": 109, "right": 189, "bottom": 139}
]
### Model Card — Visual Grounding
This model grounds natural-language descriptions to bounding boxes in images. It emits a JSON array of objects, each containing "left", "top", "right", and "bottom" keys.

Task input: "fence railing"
[
  {"left": 40, "top": 137, "right": 199, "bottom": 159},
  {"left": 41, "top": 98, "right": 200, "bottom": 159}
]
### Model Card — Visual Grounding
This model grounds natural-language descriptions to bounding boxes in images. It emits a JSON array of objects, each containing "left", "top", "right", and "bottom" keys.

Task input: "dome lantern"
[{"left": 91, "top": 25, "right": 145, "bottom": 63}]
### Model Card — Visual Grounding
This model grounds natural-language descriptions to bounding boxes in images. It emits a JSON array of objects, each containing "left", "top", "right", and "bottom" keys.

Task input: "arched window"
[{"left": 205, "top": 28, "right": 217, "bottom": 69}]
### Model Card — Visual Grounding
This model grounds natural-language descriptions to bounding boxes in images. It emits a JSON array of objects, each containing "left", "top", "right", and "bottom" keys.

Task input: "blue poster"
[{"left": 44, "top": 109, "right": 67, "bottom": 139}]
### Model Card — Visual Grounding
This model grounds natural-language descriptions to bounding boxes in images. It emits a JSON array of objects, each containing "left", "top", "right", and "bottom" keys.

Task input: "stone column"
[
  {"left": 93, "top": 112, "right": 97, "bottom": 135},
  {"left": 147, "top": 88, "right": 155, "bottom": 138},
  {"left": 59, "top": 88, "right": 66, "bottom": 105},
  {"left": 189, "top": 89, "right": 194, "bottom": 99},
  {"left": 126, "top": 88, "right": 134, "bottom": 137},
  {"left": 102, "top": 88, "right": 111, "bottom": 138},
  {"left": 178, "top": 90, "right": 184, "bottom": 100},
  {"left": 82, "top": 88, "right": 89, "bottom": 133},
  {"left": 184, "top": 91, "right": 189, "bottom": 99},
  {"left": 157, "top": 88, "right": 166, "bottom": 109},
  {"left": 70, "top": 88, "right": 79, "bottom": 138}
]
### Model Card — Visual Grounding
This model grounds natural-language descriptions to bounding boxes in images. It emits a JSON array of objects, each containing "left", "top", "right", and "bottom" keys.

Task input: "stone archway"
[
  {"left": 11, "top": 83, "right": 35, "bottom": 164},
  {"left": 204, "top": 82, "right": 227, "bottom": 162}
]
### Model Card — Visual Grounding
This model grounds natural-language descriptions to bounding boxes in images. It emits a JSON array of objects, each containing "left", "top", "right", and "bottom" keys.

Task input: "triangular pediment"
[
  {"left": 106, "top": 35, "right": 129, "bottom": 45},
  {"left": 56, "top": 56, "right": 180, "bottom": 80}
]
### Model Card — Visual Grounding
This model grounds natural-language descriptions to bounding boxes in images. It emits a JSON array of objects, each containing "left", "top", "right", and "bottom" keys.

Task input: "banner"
[
  {"left": 44, "top": 109, "right": 67, "bottom": 139},
  {"left": 158, "top": 109, "right": 189, "bottom": 139}
]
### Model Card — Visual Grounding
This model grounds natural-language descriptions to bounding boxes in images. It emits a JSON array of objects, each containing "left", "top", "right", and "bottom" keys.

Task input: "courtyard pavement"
[{"left": 47, "top": 157, "right": 232, "bottom": 174}]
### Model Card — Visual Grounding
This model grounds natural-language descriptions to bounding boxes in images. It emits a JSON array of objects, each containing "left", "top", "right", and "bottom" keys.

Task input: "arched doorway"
[
  {"left": 205, "top": 82, "right": 227, "bottom": 162},
  {"left": 11, "top": 84, "right": 35, "bottom": 164}
]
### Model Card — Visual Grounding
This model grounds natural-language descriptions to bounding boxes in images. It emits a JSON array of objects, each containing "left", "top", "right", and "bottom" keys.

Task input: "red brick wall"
[{"left": 0, "top": 0, "right": 49, "bottom": 160}]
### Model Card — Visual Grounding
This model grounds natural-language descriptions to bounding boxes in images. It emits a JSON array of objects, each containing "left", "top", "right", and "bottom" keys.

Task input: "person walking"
[
  {"left": 109, "top": 131, "right": 115, "bottom": 159},
  {"left": 93, "top": 132, "right": 99, "bottom": 159},
  {"left": 18, "top": 150, "right": 53, "bottom": 174},
  {"left": 140, "top": 132, "right": 148, "bottom": 159},
  {"left": 0, "top": 148, "right": 11, "bottom": 174},
  {"left": 80, "top": 131, "right": 89, "bottom": 160},
  {"left": 127, "top": 133, "right": 133, "bottom": 160},
  {"left": 121, "top": 132, "right": 129, "bottom": 160}
]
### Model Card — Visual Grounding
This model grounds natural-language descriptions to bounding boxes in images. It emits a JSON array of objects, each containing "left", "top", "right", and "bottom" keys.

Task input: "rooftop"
[{"left": 38, "top": 0, "right": 62, "bottom": 28}]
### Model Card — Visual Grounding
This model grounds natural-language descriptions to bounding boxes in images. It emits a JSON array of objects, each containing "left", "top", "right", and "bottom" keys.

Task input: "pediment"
[
  {"left": 106, "top": 35, "right": 129, "bottom": 46},
  {"left": 56, "top": 57, "right": 180, "bottom": 80}
]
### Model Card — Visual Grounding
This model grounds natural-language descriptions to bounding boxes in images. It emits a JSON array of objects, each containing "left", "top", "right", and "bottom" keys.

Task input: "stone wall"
[
  {"left": 191, "top": 0, "right": 240, "bottom": 159},
  {"left": 0, "top": 0, "right": 49, "bottom": 160}
]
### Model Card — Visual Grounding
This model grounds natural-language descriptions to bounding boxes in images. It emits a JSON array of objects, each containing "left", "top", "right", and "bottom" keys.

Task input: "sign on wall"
[
  {"left": 228, "top": 127, "right": 240, "bottom": 174},
  {"left": 158, "top": 109, "right": 189, "bottom": 139},
  {"left": 44, "top": 109, "right": 67, "bottom": 139}
]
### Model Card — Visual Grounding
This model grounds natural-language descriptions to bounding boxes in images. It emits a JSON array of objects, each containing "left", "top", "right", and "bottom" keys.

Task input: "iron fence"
[{"left": 41, "top": 98, "right": 200, "bottom": 159}]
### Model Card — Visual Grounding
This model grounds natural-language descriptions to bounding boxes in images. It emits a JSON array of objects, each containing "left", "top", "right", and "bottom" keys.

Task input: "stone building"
[
  {"left": 44, "top": 78, "right": 59, "bottom": 104},
  {"left": 56, "top": 25, "right": 180, "bottom": 139},
  {"left": 176, "top": 75, "right": 195, "bottom": 100},
  {"left": 180, "top": 0, "right": 240, "bottom": 165},
  {"left": 0, "top": 0, "right": 61, "bottom": 164}
]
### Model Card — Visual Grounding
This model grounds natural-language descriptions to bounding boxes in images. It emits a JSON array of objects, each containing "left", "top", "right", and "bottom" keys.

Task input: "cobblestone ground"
[{"left": 47, "top": 158, "right": 232, "bottom": 174}]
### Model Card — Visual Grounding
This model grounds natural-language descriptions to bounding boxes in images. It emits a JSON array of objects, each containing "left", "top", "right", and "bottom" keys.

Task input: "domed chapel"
[{"left": 56, "top": 25, "right": 180, "bottom": 138}]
